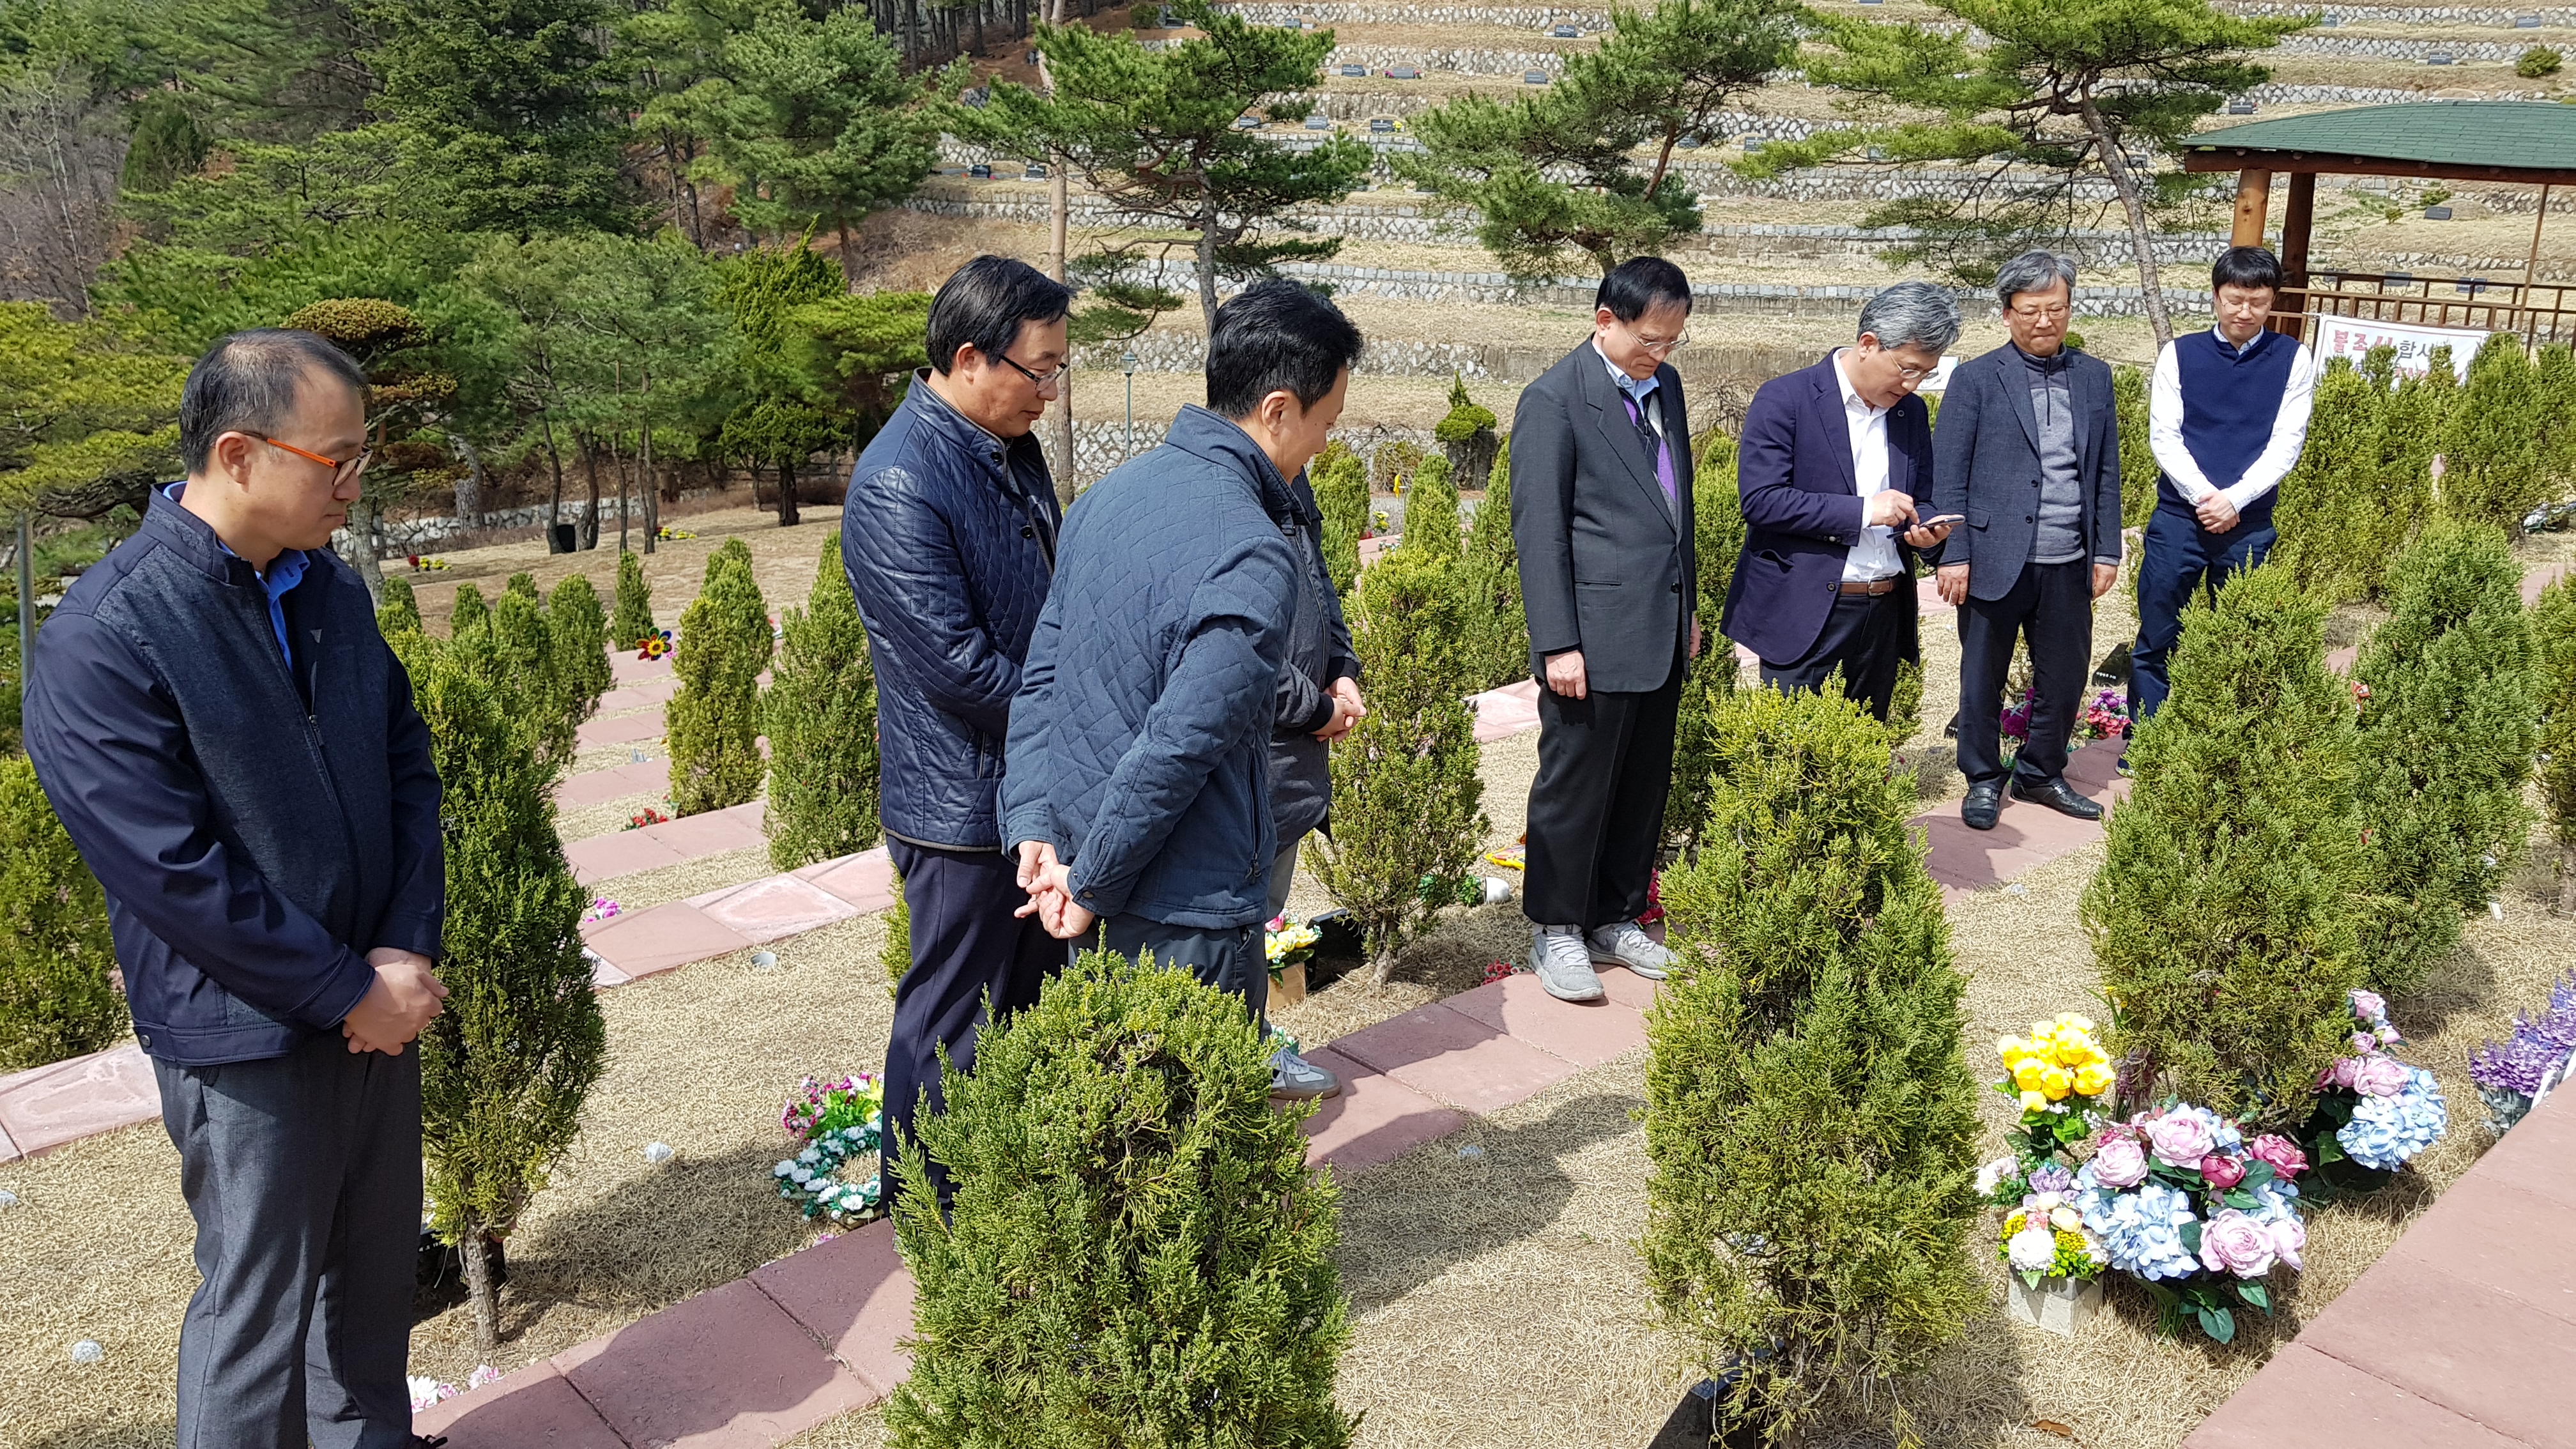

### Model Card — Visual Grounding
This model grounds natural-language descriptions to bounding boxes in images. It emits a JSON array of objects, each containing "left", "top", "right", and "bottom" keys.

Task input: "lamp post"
[{"left": 1121, "top": 350, "right": 1139, "bottom": 457}]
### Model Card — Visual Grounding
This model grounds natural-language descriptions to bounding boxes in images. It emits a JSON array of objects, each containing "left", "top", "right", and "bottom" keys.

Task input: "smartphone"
[{"left": 1915, "top": 513, "right": 1966, "bottom": 529}]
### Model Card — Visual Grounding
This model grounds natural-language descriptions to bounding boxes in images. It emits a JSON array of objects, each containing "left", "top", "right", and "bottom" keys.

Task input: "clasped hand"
[
  {"left": 1015, "top": 841, "right": 1095, "bottom": 940},
  {"left": 342, "top": 948, "right": 447, "bottom": 1055}
]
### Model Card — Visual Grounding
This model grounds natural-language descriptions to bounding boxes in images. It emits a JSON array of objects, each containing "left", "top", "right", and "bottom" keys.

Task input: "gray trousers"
[{"left": 153, "top": 1031, "right": 423, "bottom": 1449}]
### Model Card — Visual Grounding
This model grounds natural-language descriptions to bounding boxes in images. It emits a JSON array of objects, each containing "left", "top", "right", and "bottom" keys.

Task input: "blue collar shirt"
[{"left": 161, "top": 481, "right": 309, "bottom": 668}]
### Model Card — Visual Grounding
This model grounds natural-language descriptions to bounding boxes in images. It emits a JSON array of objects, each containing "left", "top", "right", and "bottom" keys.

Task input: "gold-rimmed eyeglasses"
[{"left": 1620, "top": 319, "right": 1690, "bottom": 356}]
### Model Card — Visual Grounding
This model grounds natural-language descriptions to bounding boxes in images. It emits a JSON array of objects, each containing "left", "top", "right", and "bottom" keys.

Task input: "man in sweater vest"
[{"left": 2125, "top": 246, "right": 2315, "bottom": 754}]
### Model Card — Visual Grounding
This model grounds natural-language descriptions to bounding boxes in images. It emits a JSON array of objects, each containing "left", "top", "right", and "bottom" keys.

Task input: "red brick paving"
[
  {"left": 551, "top": 1278, "right": 880, "bottom": 1448},
  {"left": 747, "top": 1218, "right": 916, "bottom": 1399},
  {"left": 1327, "top": 1000, "right": 1583, "bottom": 1114},
  {"left": 579, "top": 902, "right": 755, "bottom": 981},
  {"left": 1439, "top": 973, "right": 1648, "bottom": 1068},
  {"left": 411, "top": 1362, "right": 625, "bottom": 1447},
  {"left": 0, "top": 1043, "right": 162, "bottom": 1158},
  {"left": 2185, "top": 1343, "right": 2520, "bottom": 1449},
  {"left": 1296, "top": 1046, "right": 1473, "bottom": 1173},
  {"left": 688, "top": 875, "right": 862, "bottom": 944}
]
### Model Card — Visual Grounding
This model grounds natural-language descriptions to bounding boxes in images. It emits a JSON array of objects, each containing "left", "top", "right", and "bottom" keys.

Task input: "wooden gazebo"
[{"left": 2181, "top": 101, "right": 2576, "bottom": 346}]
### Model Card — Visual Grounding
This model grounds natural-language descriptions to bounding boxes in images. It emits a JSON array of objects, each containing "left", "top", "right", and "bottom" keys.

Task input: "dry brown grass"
[{"left": 401, "top": 503, "right": 852, "bottom": 639}]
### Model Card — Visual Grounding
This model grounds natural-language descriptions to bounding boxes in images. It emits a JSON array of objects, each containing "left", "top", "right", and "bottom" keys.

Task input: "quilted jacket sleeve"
[
  {"left": 1066, "top": 537, "right": 1300, "bottom": 918},
  {"left": 845, "top": 462, "right": 1020, "bottom": 742}
]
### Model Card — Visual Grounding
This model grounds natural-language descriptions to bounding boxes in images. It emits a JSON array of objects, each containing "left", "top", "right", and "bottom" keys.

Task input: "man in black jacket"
[
  {"left": 1510, "top": 257, "right": 1700, "bottom": 1003},
  {"left": 1930, "top": 251, "right": 2124, "bottom": 830},
  {"left": 843, "top": 256, "right": 1069, "bottom": 1210},
  {"left": 26, "top": 330, "right": 447, "bottom": 1449}
]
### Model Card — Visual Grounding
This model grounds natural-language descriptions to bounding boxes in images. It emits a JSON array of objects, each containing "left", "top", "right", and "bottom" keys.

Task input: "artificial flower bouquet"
[
  {"left": 2471, "top": 971, "right": 2576, "bottom": 1135},
  {"left": 1994, "top": 1014, "right": 2117, "bottom": 1168},
  {"left": 2079, "top": 689, "right": 2129, "bottom": 740},
  {"left": 1995, "top": 1165, "right": 2108, "bottom": 1289},
  {"left": 2074, "top": 1105, "right": 2308, "bottom": 1344},
  {"left": 1265, "top": 915, "right": 1321, "bottom": 976},
  {"left": 2302, "top": 988, "right": 2448, "bottom": 1188},
  {"left": 772, "top": 1073, "right": 885, "bottom": 1225}
]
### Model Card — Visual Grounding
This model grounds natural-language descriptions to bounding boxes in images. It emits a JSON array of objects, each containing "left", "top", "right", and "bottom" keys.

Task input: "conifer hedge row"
[
  {"left": 0, "top": 753, "right": 121, "bottom": 1071},
  {"left": 2533, "top": 572, "right": 2576, "bottom": 914}
]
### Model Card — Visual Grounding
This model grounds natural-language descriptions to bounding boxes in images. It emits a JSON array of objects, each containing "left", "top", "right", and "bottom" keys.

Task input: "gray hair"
[
  {"left": 1995, "top": 250, "right": 2079, "bottom": 311},
  {"left": 1857, "top": 280, "right": 1962, "bottom": 355}
]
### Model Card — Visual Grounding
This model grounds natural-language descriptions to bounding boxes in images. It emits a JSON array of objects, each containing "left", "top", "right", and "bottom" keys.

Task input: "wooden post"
[
  {"left": 2231, "top": 169, "right": 2271, "bottom": 249},
  {"left": 2276, "top": 171, "right": 2315, "bottom": 339}
]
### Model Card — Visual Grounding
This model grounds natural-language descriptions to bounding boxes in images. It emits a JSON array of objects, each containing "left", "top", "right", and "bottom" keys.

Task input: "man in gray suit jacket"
[
  {"left": 1510, "top": 257, "right": 1699, "bottom": 1002},
  {"left": 1931, "top": 250, "right": 2124, "bottom": 831}
]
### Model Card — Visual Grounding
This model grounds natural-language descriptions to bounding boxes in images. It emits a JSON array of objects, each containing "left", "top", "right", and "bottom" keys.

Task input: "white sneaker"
[
  {"left": 1269, "top": 1045, "right": 1341, "bottom": 1101},
  {"left": 1529, "top": 926, "right": 1604, "bottom": 1001},
  {"left": 1586, "top": 921, "right": 1671, "bottom": 981}
]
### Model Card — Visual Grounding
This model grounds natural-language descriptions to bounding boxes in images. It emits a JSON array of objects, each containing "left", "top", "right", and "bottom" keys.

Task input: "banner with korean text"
[{"left": 2308, "top": 316, "right": 2490, "bottom": 381}]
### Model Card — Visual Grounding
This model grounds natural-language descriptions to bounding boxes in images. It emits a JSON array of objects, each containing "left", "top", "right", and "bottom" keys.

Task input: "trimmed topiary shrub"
[
  {"left": 1644, "top": 683, "right": 1981, "bottom": 1445},
  {"left": 2534, "top": 571, "right": 2576, "bottom": 914},
  {"left": 2353, "top": 519, "right": 2537, "bottom": 992},
  {"left": 547, "top": 573, "right": 613, "bottom": 736},
  {"left": 411, "top": 636, "right": 606, "bottom": 1351},
  {"left": 886, "top": 946, "right": 1353, "bottom": 1448},
  {"left": 1402, "top": 454, "right": 1460, "bottom": 558},
  {"left": 2381, "top": 348, "right": 2458, "bottom": 528},
  {"left": 1461, "top": 434, "right": 1526, "bottom": 690},
  {"left": 1306, "top": 548, "right": 1486, "bottom": 986},
  {"left": 2538, "top": 343, "right": 2576, "bottom": 494},
  {"left": 2518, "top": 43, "right": 2562, "bottom": 77},
  {"left": 2084, "top": 564, "right": 2366, "bottom": 1131},
  {"left": 2276, "top": 355, "right": 2399, "bottom": 603},
  {"left": 1434, "top": 374, "right": 1501, "bottom": 487},
  {"left": 765, "top": 535, "right": 880, "bottom": 869},
  {"left": 0, "top": 753, "right": 123, "bottom": 1072},
  {"left": 448, "top": 580, "right": 489, "bottom": 639},
  {"left": 666, "top": 539, "right": 773, "bottom": 816},
  {"left": 2442, "top": 334, "right": 2548, "bottom": 531},
  {"left": 1312, "top": 444, "right": 1370, "bottom": 597},
  {"left": 463, "top": 587, "right": 574, "bottom": 773},
  {"left": 1665, "top": 440, "right": 1745, "bottom": 846},
  {"left": 610, "top": 548, "right": 656, "bottom": 650},
  {"left": 377, "top": 574, "right": 422, "bottom": 636},
  {"left": 2113, "top": 364, "right": 2157, "bottom": 532},
  {"left": 504, "top": 571, "right": 540, "bottom": 601}
]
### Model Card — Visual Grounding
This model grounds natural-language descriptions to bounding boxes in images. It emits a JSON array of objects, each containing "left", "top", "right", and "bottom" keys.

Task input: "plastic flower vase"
[{"left": 2005, "top": 1273, "right": 2103, "bottom": 1336}]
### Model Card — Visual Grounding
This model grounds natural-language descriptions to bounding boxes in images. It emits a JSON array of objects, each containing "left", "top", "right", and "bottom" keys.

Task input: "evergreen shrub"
[
  {"left": 666, "top": 539, "right": 773, "bottom": 815},
  {"left": 611, "top": 549, "right": 656, "bottom": 649},
  {"left": 1461, "top": 434, "right": 1526, "bottom": 689},
  {"left": 448, "top": 580, "right": 489, "bottom": 638},
  {"left": 1312, "top": 445, "right": 1369, "bottom": 597},
  {"left": 881, "top": 870, "right": 910, "bottom": 999},
  {"left": 1434, "top": 374, "right": 1501, "bottom": 485},
  {"left": 2353, "top": 520, "right": 2537, "bottom": 992},
  {"left": 765, "top": 535, "right": 881, "bottom": 869},
  {"left": 0, "top": 754, "right": 123, "bottom": 1071},
  {"left": 887, "top": 946, "right": 1352, "bottom": 1448},
  {"left": 2113, "top": 364, "right": 2156, "bottom": 531},
  {"left": 1307, "top": 549, "right": 1485, "bottom": 985},
  {"left": 2382, "top": 348, "right": 2458, "bottom": 528},
  {"left": 2083, "top": 564, "right": 2366, "bottom": 1130},
  {"left": 411, "top": 638, "right": 607, "bottom": 1350},
  {"left": 377, "top": 574, "right": 422, "bottom": 635},
  {"left": 547, "top": 574, "right": 613, "bottom": 733},
  {"left": 1665, "top": 440, "right": 1745, "bottom": 846},
  {"left": 1644, "top": 684, "right": 1981, "bottom": 1443},
  {"left": 2526, "top": 572, "right": 2576, "bottom": 913},
  {"left": 466, "top": 588, "right": 574, "bottom": 772},
  {"left": 2275, "top": 356, "right": 2398, "bottom": 603},
  {"left": 1403, "top": 454, "right": 1460, "bottom": 558},
  {"left": 2538, "top": 344, "right": 2576, "bottom": 492},
  {"left": 2442, "top": 334, "right": 2547, "bottom": 530},
  {"left": 504, "top": 571, "right": 540, "bottom": 600}
]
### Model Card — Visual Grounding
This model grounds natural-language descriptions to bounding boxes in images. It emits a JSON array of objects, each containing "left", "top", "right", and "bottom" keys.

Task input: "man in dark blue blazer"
[
  {"left": 1722, "top": 280, "right": 1959, "bottom": 721},
  {"left": 1930, "top": 251, "right": 2124, "bottom": 830}
]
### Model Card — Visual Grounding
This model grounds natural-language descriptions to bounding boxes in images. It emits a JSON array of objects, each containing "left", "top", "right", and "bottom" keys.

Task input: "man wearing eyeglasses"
[
  {"left": 842, "top": 255, "right": 1070, "bottom": 1213},
  {"left": 1509, "top": 256, "right": 1700, "bottom": 1004},
  {"left": 1723, "top": 279, "right": 1959, "bottom": 723},
  {"left": 1931, "top": 252, "right": 2123, "bottom": 831},
  {"left": 26, "top": 328, "right": 450, "bottom": 1449}
]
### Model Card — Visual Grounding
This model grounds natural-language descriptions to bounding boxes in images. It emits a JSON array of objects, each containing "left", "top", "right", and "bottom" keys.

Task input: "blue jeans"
[{"left": 2127, "top": 504, "right": 2276, "bottom": 728}]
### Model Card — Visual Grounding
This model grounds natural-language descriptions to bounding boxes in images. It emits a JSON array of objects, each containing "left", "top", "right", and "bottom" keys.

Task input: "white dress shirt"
[
  {"left": 2147, "top": 332, "right": 2316, "bottom": 509},
  {"left": 1831, "top": 349, "right": 1903, "bottom": 583}
]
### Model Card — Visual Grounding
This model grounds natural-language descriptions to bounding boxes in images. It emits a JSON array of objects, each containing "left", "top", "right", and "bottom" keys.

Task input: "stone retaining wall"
[
  {"left": 2281, "top": 32, "right": 2533, "bottom": 56},
  {"left": 1220, "top": 0, "right": 2576, "bottom": 24},
  {"left": 331, "top": 498, "right": 636, "bottom": 556}
]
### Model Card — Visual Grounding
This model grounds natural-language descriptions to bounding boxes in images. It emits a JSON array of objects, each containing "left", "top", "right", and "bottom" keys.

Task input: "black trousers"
[
  {"left": 1759, "top": 587, "right": 1912, "bottom": 722},
  {"left": 152, "top": 1031, "right": 421, "bottom": 1449},
  {"left": 1957, "top": 559, "right": 2095, "bottom": 789},
  {"left": 882, "top": 838, "right": 1064, "bottom": 1209},
  {"left": 1096, "top": 913, "right": 1268, "bottom": 1022},
  {"left": 2129, "top": 503, "right": 2276, "bottom": 726},
  {"left": 1526, "top": 642, "right": 1683, "bottom": 930}
]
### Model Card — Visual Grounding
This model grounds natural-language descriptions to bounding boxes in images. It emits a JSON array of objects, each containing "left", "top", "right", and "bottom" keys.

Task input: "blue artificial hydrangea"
[
  {"left": 2169, "top": 1103, "right": 2242, "bottom": 1155},
  {"left": 2074, "top": 1167, "right": 2202, "bottom": 1282},
  {"left": 2241, "top": 1174, "right": 2302, "bottom": 1228},
  {"left": 2339, "top": 1066, "right": 2448, "bottom": 1170}
]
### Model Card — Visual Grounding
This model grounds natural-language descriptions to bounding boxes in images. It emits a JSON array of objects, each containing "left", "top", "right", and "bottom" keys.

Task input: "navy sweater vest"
[{"left": 2160, "top": 328, "right": 2297, "bottom": 528}]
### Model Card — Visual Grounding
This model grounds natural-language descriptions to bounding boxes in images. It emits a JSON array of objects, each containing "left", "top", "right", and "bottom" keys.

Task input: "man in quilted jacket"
[
  {"left": 843, "top": 256, "right": 1070, "bottom": 1209},
  {"left": 1002, "top": 280, "right": 1365, "bottom": 1095}
]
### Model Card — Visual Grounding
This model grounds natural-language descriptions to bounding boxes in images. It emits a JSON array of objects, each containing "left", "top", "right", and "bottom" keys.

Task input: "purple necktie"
[{"left": 1623, "top": 392, "right": 1678, "bottom": 505}]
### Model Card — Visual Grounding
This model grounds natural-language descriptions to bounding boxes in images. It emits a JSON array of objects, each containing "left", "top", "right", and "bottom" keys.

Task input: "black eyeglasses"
[{"left": 994, "top": 353, "right": 1067, "bottom": 390}]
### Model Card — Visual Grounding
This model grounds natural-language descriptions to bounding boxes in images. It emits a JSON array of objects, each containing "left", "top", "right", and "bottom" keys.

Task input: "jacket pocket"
[
  {"left": 1967, "top": 509, "right": 1991, "bottom": 530},
  {"left": 1574, "top": 579, "right": 1622, "bottom": 590}
]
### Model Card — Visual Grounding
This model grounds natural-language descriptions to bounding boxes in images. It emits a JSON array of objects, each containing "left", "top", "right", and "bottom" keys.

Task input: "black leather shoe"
[
  {"left": 2011, "top": 776, "right": 2104, "bottom": 821},
  {"left": 1961, "top": 781, "right": 2003, "bottom": 831}
]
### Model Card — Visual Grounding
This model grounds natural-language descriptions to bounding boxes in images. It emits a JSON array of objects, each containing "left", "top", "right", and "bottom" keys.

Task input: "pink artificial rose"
[
  {"left": 2376, "top": 1024, "right": 2402, "bottom": 1046},
  {"left": 2350, "top": 989, "right": 2387, "bottom": 1023},
  {"left": 2199, "top": 1209, "right": 2278, "bottom": 1279},
  {"left": 2091, "top": 1135, "right": 2150, "bottom": 1188},
  {"left": 2354, "top": 1055, "right": 2411, "bottom": 1098},
  {"left": 2266, "top": 1213, "right": 2307, "bottom": 1272},
  {"left": 2326, "top": 1055, "right": 2363, "bottom": 1091},
  {"left": 2200, "top": 1153, "right": 2246, "bottom": 1190},
  {"left": 2246, "top": 1134, "right": 2309, "bottom": 1179},
  {"left": 2352, "top": 1032, "right": 2379, "bottom": 1055},
  {"left": 2145, "top": 1110, "right": 2216, "bottom": 1169}
]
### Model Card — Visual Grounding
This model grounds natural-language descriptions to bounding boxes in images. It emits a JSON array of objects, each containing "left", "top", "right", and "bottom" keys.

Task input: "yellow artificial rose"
[
  {"left": 2039, "top": 1064, "right": 2074, "bottom": 1099},
  {"left": 2013, "top": 1059, "right": 2050, "bottom": 1092},
  {"left": 2058, "top": 1013, "right": 2096, "bottom": 1034},
  {"left": 2074, "top": 1061, "right": 2115, "bottom": 1096},
  {"left": 2053, "top": 1036, "right": 2094, "bottom": 1066},
  {"left": 2030, "top": 1020, "right": 2058, "bottom": 1041},
  {"left": 2020, "top": 1089, "right": 2050, "bottom": 1113},
  {"left": 1998, "top": 1036, "right": 2029, "bottom": 1066}
]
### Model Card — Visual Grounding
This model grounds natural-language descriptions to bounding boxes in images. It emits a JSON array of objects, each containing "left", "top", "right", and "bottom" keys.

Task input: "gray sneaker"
[
  {"left": 1529, "top": 925, "right": 1604, "bottom": 1002},
  {"left": 1587, "top": 921, "right": 1671, "bottom": 981},
  {"left": 1269, "top": 1045, "right": 1341, "bottom": 1101}
]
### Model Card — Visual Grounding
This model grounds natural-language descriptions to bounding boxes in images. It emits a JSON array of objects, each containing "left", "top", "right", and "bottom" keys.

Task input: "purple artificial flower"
[
  {"left": 2027, "top": 1164, "right": 2074, "bottom": 1194},
  {"left": 2327, "top": 1055, "right": 2364, "bottom": 1091},
  {"left": 2092, "top": 1135, "right": 2150, "bottom": 1188},
  {"left": 2471, "top": 972, "right": 2576, "bottom": 1098},
  {"left": 2146, "top": 1110, "right": 2216, "bottom": 1168},
  {"left": 2350, "top": 988, "right": 2388, "bottom": 1025},
  {"left": 2352, "top": 1032, "right": 2380, "bottom": 1055}
]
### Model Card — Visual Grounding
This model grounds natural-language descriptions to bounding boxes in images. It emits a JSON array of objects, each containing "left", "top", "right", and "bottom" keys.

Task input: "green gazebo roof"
[{"left": 2182, "top": 102, "right": 2576, "bottom": 183}]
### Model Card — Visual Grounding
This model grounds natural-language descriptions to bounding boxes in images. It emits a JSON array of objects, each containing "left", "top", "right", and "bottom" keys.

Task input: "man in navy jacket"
[
  {"left": 1931, "top": 251, "right": 2124, "bottom": 829},
  {"left": 842, "top": 256, "right": 1069, "bottom": 1209},
  {"left": 1723, "top": 281, "right": 1959, "bottom": 721},
  {"left": 26, "top": 330, "right": 447, "bottom": 1449},
  {"left": 1004, "top": 280, "right": 1365, "bottom": 1046}
]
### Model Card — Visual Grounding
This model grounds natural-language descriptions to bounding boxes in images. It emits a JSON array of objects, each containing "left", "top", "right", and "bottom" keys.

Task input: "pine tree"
[
  {"left": 2442, "top": 334, "right": 2546, "bottom": 531},
  {"left": 2274, "top": 356, "right": 2395, "bottom": 604},
  {"left": 887, "top": 946, "right": 1353, "bottom": 1448},
  {"left": 666, "top": 538, "right": 772, "bottom": 815},
  {"left": 2533, "top": 572, "right": 2576, "bottom": 914},
  {"left": 765, "top": 535, "right": 880, "bottom": 869},
  {"left": 547, "top": 573, "right": 613, "bottom": 739},
  {"left": 1307, "top": 549, "right": 1487, "bottom": 986},
  {"left": 1402, "top": 454, "right": 1460, "bottom": 558},
  {"left": 377, "top": 574, "right": 422, "bottom": 636},
  {"left": 1461, "top": 435, "right": 1526, "bottom": 691},
  {"left": 1312, "top": 445, "right": 1369, "bottom": 597},
  {"left": 448, "top": 580, "right": 490, "bottom": 639},
  {"left": 1434, "top": 374, "right": 1501, "bottom": 486},
  {"left": 610, "top": 549, "right": 656, "bottom": 650},
  {"left": 2353, "top": 521, "right": 2537, "bottom": 992},
  {"left": 411, "top": 638, "right": 607, "bottom": 1352},
  {"left": 0, "top": 754, "right": 123, "bottom": 1072},
  {"left": 1644, "top": 684, "right": 1981, "bottom": 1443},
  {"left": 1666, "top": 441, "right": 1745, "bottom": 846},
  {"left": 2083, "top": 564, "right": 2366, "bottom": 1130}
]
